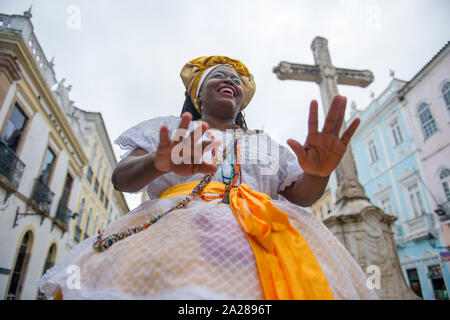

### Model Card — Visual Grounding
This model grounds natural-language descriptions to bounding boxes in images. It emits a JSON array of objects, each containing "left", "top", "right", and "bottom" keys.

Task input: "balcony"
[
  {"left": 0, "top": 140, "right": 25, "bottom": 189},
  {"left": 32, "top": 178, "right": 54, "bottom": 205},
  {"left": 55, "top": 200, "right": 72, "bottom": 226},
  {"left": 404, "top": 213, "right": 435, "bottom": 242}
]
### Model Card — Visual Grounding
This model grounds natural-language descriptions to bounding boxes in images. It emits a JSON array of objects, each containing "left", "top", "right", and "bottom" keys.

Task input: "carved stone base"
[{"left": 324, "top": 197, "right": 420, "bottom": 300}]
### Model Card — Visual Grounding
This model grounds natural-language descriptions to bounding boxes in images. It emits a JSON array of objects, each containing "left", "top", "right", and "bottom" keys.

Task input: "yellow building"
[
  {"left": 70, "top": 110, "right": 129, "bottom": 249},
  {"left": 310, "top": 188, "right": 335, "bottom": 221}
]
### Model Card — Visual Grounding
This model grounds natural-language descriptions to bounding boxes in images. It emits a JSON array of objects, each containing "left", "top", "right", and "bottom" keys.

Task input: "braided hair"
[{"left": 180, "top": 92, "right": 248, "bottom": 130}]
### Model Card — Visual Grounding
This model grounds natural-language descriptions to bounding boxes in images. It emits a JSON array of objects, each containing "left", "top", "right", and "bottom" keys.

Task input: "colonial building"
[
  {"left": 0, "top": 9, "right": 129, "bottom": 300},
  {"left": 347, "top": 42, "right": 450, "bottom": 300},
  {"left": 67, "top": 107, "right": 129, "bottom": 251}
]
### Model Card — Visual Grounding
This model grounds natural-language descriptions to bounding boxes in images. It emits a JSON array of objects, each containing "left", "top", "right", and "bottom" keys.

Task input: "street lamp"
[
  {"left": 426, "top": 232, "right": 450, "bottom": 251},
  {"left": 12, "top": 201, "right": 51, "bottom": 228}
]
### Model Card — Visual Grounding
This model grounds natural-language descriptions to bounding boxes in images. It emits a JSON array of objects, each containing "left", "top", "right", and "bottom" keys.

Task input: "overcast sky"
[{"left": 1, "top": 0, "right": 449, "bottom": 210}]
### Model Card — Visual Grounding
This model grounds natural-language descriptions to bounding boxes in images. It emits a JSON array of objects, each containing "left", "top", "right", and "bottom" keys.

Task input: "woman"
[{"left": 39, "top": 56, "right": 378, "bottom": 300}]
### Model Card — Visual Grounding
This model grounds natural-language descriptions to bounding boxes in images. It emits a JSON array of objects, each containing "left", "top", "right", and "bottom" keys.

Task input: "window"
[
  {"left": 406, "top": 268, "right": 423, "bottom": 298},
  {"left": 85, "top": 208, "right": 92, "bottom": 236},
  {"left": 368, "top": 140, "right": 379, "bottom": 163},
  {"left": 326, "top": 202, "right": 331, "bottom": 214},
  {"left": 94, "top": 178, "right": 99, "bottom": 193},
  {"left": 60, "top": 174, "right": 73, "bottom": 205},
  {"left": 87, "top": 166, "right": 93, "bottom": 183},
  {"left": 443, "top": 81, "right": 450, "bottom": 109},
  {"left": 439, "top": 169, "right": 450, "bottom": 201},
  {"left": 418, "top": 102, "right": 437, "bottom": 139},
  {"left": 37, "top": 244, "right": 56, "bottom": 300},
  {"left": 406, "top": 182, "right": 426, "bottom": 218},
  {"left": 319, "top": 207, "right": 324, "bottom": 220},
  {"left": 380, "top": 196, "right": 394, "bottom": 215},
  {"left": 39, "top": 148, "right": 56, "bottom": 185},
  {"left": 390, "top": 120, "right": 403, "bottom": 146},
  {"left": 7, "top": 231, "right": 33, "bottom": 300},
  {"left": 427, "top": 264, "right": 448, "bottom": 300},
  {"left": 1, "top": 104, "right": 28, "bottom": 153}
]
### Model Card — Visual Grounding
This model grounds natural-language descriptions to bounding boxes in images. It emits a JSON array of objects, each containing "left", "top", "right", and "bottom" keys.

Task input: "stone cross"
[
  {"left": 273, "top": 36, "right": 371, "bottom": 203},
  {"left": 273, "top": 36, "right": 418, "bottom": 299}
]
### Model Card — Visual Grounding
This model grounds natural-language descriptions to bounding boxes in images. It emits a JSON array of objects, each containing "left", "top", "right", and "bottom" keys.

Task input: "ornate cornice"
[{"left": 0, "top": 47, "right": 21, "bottom": 82}]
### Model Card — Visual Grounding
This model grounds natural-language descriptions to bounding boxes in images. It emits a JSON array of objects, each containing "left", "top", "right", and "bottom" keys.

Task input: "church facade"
[
  {"left": 0, "top": 10, "right": 128, "bottom": 300},
  {"left": 348, "top": 42, "right": 450, "bottom": 300}
]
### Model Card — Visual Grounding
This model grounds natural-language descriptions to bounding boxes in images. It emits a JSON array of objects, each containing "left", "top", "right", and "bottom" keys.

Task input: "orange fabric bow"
[{"left": 160, "top": 181, "right": 334, "bottom": 300}]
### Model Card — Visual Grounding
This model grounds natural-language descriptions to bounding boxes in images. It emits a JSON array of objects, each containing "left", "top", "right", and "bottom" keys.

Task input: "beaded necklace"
[
  {"left": 200, "top": 129, "right": 241, "bottom": 203},
  {"left": 93, "top": 125, "right": 242, "bottom": 253}
]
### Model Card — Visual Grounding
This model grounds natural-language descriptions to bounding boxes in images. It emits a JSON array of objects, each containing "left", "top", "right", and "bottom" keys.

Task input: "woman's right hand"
[{"left": 153, "top": 112, "right": 219, "bottom": 176}]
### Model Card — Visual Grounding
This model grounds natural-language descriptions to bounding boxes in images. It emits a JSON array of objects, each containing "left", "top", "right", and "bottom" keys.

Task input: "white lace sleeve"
[
  {"left": 113, "top": 115, "right": 182, "bottom": 194},
  {"left": 277, "top": 144, "right": 302, "bottom": 193},
  {"left": 114, "top": 115, "right": 181, "bottom": 160}
]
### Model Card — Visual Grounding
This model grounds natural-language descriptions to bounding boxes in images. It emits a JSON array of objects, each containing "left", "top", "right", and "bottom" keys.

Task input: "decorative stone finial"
[
  {"left": 389, "top": 69, "right": 395, "bottom": 78},
  {"left": 23, "top": 5, "right": 33, "bottom": 19}
]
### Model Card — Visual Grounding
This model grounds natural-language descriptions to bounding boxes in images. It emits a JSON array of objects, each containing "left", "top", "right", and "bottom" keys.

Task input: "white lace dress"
[{"left": 38, "top": 116, "right": 379, "bottom": 300}]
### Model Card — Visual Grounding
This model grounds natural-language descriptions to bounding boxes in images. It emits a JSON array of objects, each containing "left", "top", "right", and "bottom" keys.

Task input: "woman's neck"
[{"left": 201, "top": 114, "right": 236, "bottom": 132}]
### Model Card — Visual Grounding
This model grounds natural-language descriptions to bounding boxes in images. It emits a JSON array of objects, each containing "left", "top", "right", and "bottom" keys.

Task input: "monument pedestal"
[{"left": 324, "top": 197, "right": 420, "bottom": 299}]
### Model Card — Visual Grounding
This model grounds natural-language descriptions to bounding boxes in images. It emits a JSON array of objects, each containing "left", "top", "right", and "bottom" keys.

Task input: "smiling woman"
[{"left": 38, "top": 55, "right": 378, "bottom": 300}]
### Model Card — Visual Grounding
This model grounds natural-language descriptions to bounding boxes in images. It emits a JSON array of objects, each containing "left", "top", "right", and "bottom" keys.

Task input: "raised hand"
[
  {"left": 154, "top": 112, "right": 219, "bottom": 176},
  {"left": 287, "top": 95, "right": 360, "bottom": 178}
]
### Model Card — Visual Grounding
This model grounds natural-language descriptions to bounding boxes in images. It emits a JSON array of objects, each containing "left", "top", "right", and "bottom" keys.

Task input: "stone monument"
[{"left": 273, "top": 36, "right": 418, "bottom": 299}]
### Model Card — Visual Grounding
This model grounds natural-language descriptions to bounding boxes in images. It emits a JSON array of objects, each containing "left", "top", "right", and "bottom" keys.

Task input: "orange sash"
[{"left": 160, "top": 181, "right": 334, "bottom": 300}]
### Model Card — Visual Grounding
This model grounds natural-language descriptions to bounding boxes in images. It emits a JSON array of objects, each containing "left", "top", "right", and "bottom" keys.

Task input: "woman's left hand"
[{"left": 287, "top": 95, "right": 360, "bottom": 178}]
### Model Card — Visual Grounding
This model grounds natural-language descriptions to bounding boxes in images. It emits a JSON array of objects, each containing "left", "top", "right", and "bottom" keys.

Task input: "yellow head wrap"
[{"left": 180, "top": 56, "right": 256, "bottom": 114}]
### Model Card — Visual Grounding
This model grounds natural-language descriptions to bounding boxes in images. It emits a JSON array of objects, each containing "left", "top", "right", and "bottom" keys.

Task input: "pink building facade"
[{"left": 399, "top": 42, "right": 450, "bottom": 249}]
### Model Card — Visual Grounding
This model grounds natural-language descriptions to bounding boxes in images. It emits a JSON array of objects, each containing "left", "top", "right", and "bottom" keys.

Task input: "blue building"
[{"left": 347, "top": 77, "right": 449, "bottom": 300}]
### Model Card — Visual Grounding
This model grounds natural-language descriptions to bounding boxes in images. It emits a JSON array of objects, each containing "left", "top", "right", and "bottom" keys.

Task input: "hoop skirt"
[{"left": 38, "top": 116, "right": 379, "bottom": 300}]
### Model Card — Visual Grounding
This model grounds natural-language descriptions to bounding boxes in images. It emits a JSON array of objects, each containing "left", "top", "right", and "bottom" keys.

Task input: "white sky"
[{"left": 1, "top": 0, "right": 449, "bottom": 210}]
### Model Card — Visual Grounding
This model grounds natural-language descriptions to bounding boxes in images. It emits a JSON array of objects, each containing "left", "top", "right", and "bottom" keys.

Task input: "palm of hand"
[
  {"left": 154, "top": 113, "right": 218, "bottom": 176},
  {"left": 287, "top": 95, "right": 360, "bottom": 177}
]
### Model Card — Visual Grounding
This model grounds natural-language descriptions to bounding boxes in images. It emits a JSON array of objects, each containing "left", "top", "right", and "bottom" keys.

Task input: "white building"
[{"left": 0, "top": 9, "right": 128, "bottom": 300}]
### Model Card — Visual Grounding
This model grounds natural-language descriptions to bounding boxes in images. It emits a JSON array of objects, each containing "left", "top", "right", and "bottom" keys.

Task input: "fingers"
[
  {"left": 321, "top": 95, "right": 343, "bottom": 135},
  {"left": 157, "top": 125, "right": 171, "bottom": 156},
  {"left": 159, "top": 125, "right": 170, "bottom": 147},
  {"left": 308, "top": 100, "right": 319, "bottom": 134},
  {"left": 178, "top": 112, "right": 192, "bottom": 130},
  {"left": 287, "top": 138, "right": 307, "bottom": 164},
  {"left": 340, "top": 117, "right": 360, "bottom": 145}
]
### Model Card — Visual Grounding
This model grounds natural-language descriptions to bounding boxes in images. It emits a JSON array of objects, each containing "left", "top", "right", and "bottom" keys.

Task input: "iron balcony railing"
[
  {"left": 0, "top": 140, "right": 25, "bottom": 189},
  {"left": 32, "top": 178, "right": 55, "bottom": 206},
  {"left": 55, "top": 200, "right": 72, "bottom": 226}
]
